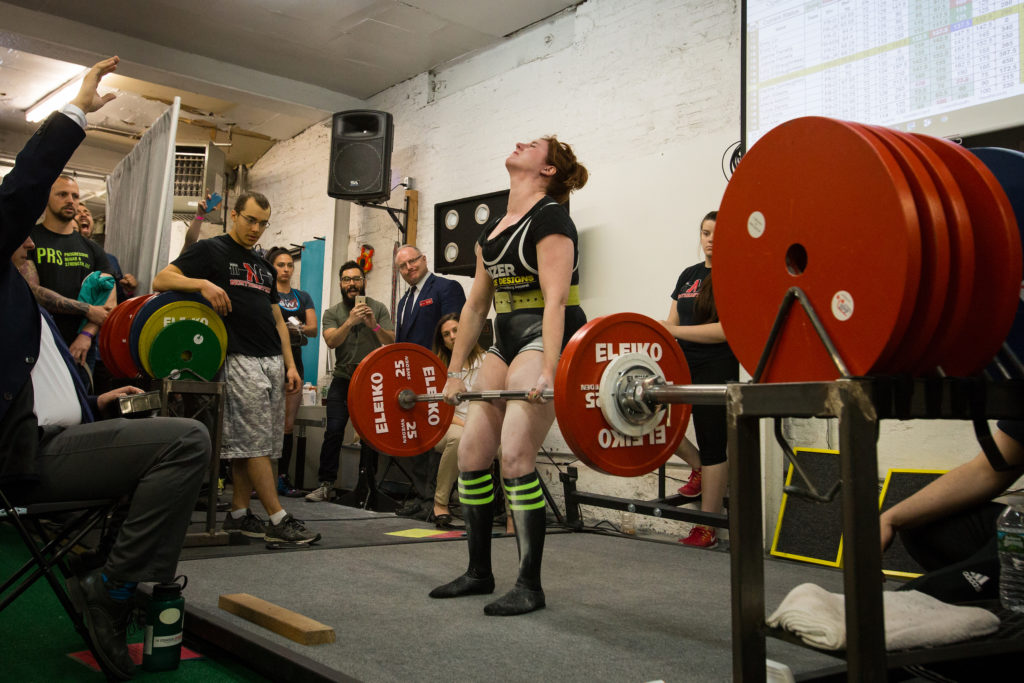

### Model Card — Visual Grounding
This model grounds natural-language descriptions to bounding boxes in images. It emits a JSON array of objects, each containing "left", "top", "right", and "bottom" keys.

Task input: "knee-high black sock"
[
  {"left": 485, "top": 470, "right": 546, "bottom": 616},
  {"left": 429, "top": 469, "right": 496, "bottom": 598}
]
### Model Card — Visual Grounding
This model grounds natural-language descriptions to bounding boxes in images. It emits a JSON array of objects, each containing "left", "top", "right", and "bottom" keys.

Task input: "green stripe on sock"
[
  {"left": 505, "top": 478, "right": 543, "bottom": 510},
  {"left": 504, "top": 480, "right": 540, "bottom": 493},
  {"left": 460, "top": 493, "right": 495, "bottom": 505},
  {"left": 507, "top": 488, "right": 542, "bottom": 502},
  {"left": 509, "top": 499, "right": 546, "bottom": 511},
  {"left": 460, "top": 473, "right": 492, "bottom": 486},
  {"left": 459, "top": 482, "right": 494, "bottom": 496}
]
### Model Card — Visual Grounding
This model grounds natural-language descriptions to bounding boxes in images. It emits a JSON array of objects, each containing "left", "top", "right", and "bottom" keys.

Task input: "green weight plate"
[
  {"left": 138, "top": 300, "right": 227, "bottom": 377},
  {"left": 148, "top": 319, "right": 225, "bottom": 381}
]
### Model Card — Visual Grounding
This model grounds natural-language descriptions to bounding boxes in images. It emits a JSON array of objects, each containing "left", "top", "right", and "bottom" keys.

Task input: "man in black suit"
[
  {"left": 393, "top": 245, "right": 466, "bottom": 516},
  {"left": 394, "top": 245, "right": 466, "bottom": 347},
  {"left": 0, "top": 56, "right": 210, "bottom": 680}
]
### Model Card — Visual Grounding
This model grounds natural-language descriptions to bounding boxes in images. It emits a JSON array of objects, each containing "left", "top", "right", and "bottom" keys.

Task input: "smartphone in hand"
[
  {"left": 355, "top": 295, "right": 367, "bottom": 307},
  {"left": 206, "top": 192, "right": 223, "bottom": 211}
]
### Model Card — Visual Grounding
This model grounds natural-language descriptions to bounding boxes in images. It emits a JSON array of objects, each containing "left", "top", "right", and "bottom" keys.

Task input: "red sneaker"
[
  {"left": 680, "top": 525, "right": 718, "bottom": 548},
  {"left": 677, "top": 468, "right": 702, "bottom": 497}
]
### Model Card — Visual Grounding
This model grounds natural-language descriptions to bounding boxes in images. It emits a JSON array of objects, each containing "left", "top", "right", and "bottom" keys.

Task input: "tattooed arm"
[{"left": 20, "top": 259, "right": 109, "bottom": 325}]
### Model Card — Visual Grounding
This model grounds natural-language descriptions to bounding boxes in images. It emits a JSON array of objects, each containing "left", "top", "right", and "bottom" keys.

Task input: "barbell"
[{"left": 348, "top": 312, "right": 726, "bottom": 477}]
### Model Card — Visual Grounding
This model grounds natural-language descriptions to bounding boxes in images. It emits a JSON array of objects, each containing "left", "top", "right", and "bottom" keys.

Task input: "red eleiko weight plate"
[
  {"left": 348, "top": 343, "right": 455, "bottom": 457},
  {"left": 97, "top": 302, "right": 120, "bottom": 376},
  {"left": 554, "top": 313, "right": 690, "bottom": 477},
  {"left": 858, "top": 124, "right": 950, "bottom": 374},
  {"left": 716, "top": 117, "right": 921, "bottom": 381},
  {"left": 105, "top": 300, "right": 142, "bottom": 379},
  {"left": 890, "top": 130, "right": 975, "bottom": 375},
  {"left": 912, "top": 134, "right": 1022, "bottom": 376},
  {"left": 105, "top": 294, "right": 155, "bottom": 378}
]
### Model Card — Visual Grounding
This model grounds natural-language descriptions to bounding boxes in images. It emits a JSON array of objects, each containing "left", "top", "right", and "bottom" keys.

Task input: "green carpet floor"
[{"left": 0, "top": 523, "right": 267, "bottom": 682}]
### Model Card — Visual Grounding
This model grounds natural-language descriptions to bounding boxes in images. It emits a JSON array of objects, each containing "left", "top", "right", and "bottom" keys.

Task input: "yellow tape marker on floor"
[{"left": 387, "top": 528, "right": 448, "bottom": 538}]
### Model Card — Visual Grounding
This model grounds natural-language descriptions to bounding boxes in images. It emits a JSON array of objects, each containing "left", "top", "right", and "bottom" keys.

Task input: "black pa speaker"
[
  {"left": 434, "top": 190, "right": 509, "bottom": 276},
  {"left": 328, "top": 110, "right": 394, "bottom": 202}
]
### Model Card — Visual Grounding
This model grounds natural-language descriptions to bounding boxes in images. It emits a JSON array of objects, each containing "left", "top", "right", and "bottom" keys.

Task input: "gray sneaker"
[
  {"left": 304, "top": 481, "right": 334, "bottom": 502},
  {"left": 265, "top": 514, "right": 321, "bottom": 545},
  {"left": 222, "top": 510, "right": 267, "bottom": 537}
]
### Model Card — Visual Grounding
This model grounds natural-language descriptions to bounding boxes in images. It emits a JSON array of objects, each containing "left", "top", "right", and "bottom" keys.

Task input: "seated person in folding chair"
[
  {"left": 0, "top": 56, "right": 211, "bottom": 681},
  {"left": 880, "top": 420, "right": 1024, "bottom": 603}
]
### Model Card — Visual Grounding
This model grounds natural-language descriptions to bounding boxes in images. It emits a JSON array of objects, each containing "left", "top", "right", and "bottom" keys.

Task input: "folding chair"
[{"left": 0, "top": 486, "right": 121, "bottom": 676}]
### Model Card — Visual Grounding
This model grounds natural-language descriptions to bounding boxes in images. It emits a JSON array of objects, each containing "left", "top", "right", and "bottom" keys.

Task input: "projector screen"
[{"left": 743, "top": 1, "right": 1024, "bottom": 149}]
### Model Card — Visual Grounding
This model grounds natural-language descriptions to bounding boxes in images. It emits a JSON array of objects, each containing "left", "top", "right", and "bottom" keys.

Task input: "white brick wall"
[
  {"left": 245, "top": 121, "right": 339, "bottom": 383},
  {"left": 248, "top": 0, "right": 990, "bottom": 533}
]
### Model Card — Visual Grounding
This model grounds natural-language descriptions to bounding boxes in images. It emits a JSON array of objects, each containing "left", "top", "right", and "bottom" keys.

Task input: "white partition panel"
[{"left": 104, "top": 98, "right": 180, "bottom": 295}]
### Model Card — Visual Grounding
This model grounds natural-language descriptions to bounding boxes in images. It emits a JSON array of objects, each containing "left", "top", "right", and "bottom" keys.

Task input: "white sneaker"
[{"left": 304, "top": 481, "right": 334, "bottom": 502}]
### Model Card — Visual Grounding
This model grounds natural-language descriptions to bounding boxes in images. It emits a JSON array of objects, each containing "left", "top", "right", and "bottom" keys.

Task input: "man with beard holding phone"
[{"left": 306, "top": 261, "right": 394, "bottom": 505}]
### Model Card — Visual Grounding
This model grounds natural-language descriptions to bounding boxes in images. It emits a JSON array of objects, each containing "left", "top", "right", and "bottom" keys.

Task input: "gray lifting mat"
[{"left": 175, "top": 525, "right": 850, "bottom": 682}]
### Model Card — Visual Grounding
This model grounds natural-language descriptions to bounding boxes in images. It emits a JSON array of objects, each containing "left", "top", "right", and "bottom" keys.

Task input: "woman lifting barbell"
[{"left": 432, "top": 136, "right": 588, "bottom": 615}]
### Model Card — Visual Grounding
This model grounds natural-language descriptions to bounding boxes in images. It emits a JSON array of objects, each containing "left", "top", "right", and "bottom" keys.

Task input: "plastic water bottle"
[
  {"left": 143, "top": 577, "right": 186, "bottom": 671},
  {"left": 997, "top": 494, "right": 1024, "bottom": 613}
]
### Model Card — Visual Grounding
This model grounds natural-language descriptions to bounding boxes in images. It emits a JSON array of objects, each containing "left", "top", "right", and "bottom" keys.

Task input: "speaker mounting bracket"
[{"left": 356, "top": 196, "right": 410, "bottom": 236}]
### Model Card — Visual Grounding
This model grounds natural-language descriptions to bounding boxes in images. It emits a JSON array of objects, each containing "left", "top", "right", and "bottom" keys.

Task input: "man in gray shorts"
[{"left": 153, "top": 191, "right": 320, "bottom": 545}]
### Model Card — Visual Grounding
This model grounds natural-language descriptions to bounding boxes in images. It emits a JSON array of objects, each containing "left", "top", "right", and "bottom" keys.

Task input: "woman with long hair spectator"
[
  {"left": 266, "top": 246, "right": 317, "bottom": 496},
  {"left": 662, "top": 211, "right": 739, "bottom": 548}
]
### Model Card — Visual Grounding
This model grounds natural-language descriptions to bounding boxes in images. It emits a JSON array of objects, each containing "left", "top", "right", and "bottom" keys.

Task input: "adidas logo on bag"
[{"left": 962, "top": 570, "right": 990, "bottom": 592}]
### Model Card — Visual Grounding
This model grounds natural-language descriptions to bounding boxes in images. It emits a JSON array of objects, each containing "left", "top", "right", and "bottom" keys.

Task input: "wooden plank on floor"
[{"left": 218, "top": 593, "right": 335, "bottom": 645}]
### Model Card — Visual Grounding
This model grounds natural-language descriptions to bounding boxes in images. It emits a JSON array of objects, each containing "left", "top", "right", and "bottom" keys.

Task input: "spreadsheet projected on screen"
[{"left": 744, "top": 0, "right": 1024, "bottom": 148}]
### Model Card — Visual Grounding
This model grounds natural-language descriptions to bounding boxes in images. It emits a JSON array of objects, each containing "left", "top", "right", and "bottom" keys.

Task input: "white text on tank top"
[{"left": 484, "top": 203, "right": 579, "bottom": 290}]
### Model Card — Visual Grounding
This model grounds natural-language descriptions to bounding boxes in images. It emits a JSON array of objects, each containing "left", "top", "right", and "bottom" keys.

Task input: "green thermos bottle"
[{"left": 143, "top": 577, "right": 186, "bottom": 671}]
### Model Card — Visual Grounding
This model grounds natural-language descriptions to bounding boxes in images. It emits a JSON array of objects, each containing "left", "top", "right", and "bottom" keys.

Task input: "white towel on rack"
[{"left": 766, "top": 582, "right": 1000, "bottom": 651}]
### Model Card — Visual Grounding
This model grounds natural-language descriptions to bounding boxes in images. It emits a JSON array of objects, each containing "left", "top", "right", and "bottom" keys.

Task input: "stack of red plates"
[
  {"left": 715, "top": 117, "right": 1020, "bottom": 382},
  {"left": 97, "top": 294, "right": 156, "bottom": 379}
]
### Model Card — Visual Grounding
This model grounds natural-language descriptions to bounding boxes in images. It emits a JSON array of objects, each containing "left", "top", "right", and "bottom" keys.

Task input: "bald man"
[{"left": 393, "top": 245, "right": 466, "bottom": 516}]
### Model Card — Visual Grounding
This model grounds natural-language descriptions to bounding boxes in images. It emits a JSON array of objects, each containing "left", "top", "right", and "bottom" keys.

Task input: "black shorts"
[{"left": 488, "top": 306, "right": 586, "bottom": 364}]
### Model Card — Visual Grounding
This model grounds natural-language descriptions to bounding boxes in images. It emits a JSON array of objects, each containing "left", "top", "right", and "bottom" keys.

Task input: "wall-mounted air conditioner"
[{"left": 173, "top": 143, "right": 226, "bottom": 223}]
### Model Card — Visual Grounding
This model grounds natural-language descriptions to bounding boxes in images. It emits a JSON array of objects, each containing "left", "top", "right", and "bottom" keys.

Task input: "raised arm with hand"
[
  {"left": 69, "top": 56, "right": 119, "bottom": 114},
  {"left": 181, "top": 194, "right": 213, "bottom": 255}
]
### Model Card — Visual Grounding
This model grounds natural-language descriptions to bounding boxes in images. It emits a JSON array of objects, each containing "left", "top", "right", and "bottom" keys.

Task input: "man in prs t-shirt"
[
  {"left": 152, "top": 191, "right": 320, "bottom": 546},
  {"left": 26, "top": 175, "right": 115, "bottom": 387}
]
